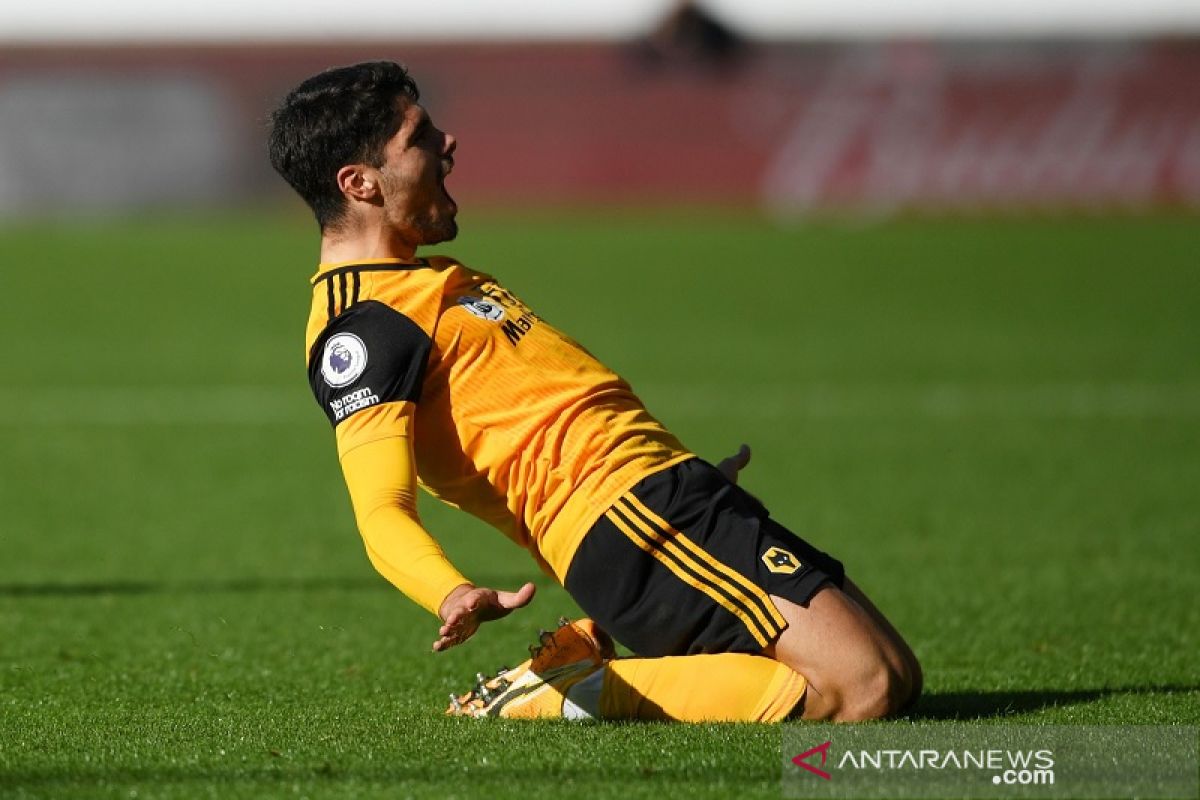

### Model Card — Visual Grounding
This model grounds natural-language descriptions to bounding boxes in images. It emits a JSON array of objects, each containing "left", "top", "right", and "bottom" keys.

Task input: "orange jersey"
[{"left": 305, "top": 256, "right": 692, "bottom": 596}]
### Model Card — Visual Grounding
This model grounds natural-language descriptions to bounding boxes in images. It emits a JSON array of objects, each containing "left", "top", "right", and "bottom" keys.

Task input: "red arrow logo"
[{"left": 792, "top": 740, "right": 832, "bottom": 780}]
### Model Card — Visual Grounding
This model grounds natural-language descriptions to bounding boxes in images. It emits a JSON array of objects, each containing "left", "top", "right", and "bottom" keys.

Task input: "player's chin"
[
  {"left": 429, "top": 195, "right": 458, "bottom": 242},
  {"left": 435, "top": 211, "right": 459, "bottom": 241},
  {"left": 418, "top": 217, "right": 458, "bottom": 245}
]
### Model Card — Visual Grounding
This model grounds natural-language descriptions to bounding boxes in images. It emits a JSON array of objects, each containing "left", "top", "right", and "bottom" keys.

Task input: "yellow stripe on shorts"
[
  {"left": 622, "top": 493, "right": 788, "bottom": 632},
  {"left": 606, "top": 498, "right": 781, "bottom": 648}
]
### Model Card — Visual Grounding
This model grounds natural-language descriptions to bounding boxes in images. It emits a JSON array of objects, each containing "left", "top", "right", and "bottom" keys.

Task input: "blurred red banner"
[{"left": 2, "top": 40, "right": 1197, "bottom": 213}]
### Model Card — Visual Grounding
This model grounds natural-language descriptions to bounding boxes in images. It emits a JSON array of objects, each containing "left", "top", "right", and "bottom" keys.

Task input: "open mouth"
[{"left": 439, "top": 160, "right": 457, "bottom": 211}]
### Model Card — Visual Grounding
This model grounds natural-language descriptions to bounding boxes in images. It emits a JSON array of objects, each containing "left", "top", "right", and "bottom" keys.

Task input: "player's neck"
[{"left": 319, "top": 218, "right": 419, "bottom": 265}]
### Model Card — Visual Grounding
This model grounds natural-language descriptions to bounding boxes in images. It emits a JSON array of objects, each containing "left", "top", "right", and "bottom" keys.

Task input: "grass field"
[{"left": 1, "top": 210, "right": 1198, "bottom": 799}]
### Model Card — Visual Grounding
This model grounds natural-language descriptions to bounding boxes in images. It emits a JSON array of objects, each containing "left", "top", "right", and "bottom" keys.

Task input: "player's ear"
[{"left": 336, "top": 165, "right": 380, "bottom": 202}]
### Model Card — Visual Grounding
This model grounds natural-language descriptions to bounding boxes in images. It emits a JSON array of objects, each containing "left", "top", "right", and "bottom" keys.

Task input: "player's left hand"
[
  {"left": 432, "top": 582, "right": 537, "bottom": 652},
  {"left": 716, "top": 443, "right": 752, "bottom": 484}
]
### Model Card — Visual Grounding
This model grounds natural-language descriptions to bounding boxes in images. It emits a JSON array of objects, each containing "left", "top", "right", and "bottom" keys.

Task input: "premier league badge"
[
  {"left": 458, "top": 295, "right": 506, "bottom": 321},
  {"left": 321, "top": 333, "right": 368, "bottom": 387}
]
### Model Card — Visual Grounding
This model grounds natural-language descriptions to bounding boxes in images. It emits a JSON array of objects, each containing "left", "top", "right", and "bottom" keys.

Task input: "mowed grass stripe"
[{"left": 2, "top": 382, "right": 1197, "bottom": 425}]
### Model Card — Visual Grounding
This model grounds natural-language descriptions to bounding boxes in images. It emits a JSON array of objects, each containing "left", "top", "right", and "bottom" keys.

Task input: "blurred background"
[{"left": 1, "top": 0, "right": 1198, "bottom": 216}]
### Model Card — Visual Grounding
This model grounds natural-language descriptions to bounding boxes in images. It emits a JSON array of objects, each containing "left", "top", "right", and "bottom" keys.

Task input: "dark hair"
[{"left": 268, "top": 61, "right": 420, "bottom": 230}]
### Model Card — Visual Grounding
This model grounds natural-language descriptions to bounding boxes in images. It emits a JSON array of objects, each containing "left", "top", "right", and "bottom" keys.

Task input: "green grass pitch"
[{"left": 1, "top": 210, "right": 1197, "bottom": 798}]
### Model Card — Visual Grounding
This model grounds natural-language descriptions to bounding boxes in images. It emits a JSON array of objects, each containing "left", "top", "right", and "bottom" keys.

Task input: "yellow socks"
[
  {"left": 592, "top": 653, "right": 806, "bottom": 722},
  {"left": 447, "top": 619, "right": 806, "bottom": 722}
]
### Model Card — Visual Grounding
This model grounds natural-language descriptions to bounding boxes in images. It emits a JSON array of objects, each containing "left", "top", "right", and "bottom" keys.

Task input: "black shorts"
[{"left": 564, "top": 458, "right": 845, "bottom": 658}]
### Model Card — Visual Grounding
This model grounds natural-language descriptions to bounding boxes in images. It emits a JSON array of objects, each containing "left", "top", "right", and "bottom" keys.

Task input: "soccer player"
[{"left": 268, "top": 61, "right": 920, "bottom": 722}]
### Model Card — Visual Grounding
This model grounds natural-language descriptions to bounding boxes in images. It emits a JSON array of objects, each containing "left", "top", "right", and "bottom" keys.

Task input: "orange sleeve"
[{"left": 336, "top": 401, "right": 471, "bottom": 617}]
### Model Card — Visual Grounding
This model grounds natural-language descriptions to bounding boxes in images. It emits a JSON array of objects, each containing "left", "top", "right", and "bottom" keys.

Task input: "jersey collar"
[{"left": 310, "top": 257, "right": 426, "bottom": 285}]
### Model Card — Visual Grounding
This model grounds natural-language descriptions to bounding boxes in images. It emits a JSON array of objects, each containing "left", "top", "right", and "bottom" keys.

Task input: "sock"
[{"left": 564, "top": 653, "right": 806, "bottom": 722}]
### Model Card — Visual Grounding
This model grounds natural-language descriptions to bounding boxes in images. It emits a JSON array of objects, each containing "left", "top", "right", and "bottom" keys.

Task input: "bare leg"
[
  {"left": 841, "top": 578, "right": 922, "bottom": 708},
  {"left": 764, "top": 578, "right": 921, "bottom": 721}
]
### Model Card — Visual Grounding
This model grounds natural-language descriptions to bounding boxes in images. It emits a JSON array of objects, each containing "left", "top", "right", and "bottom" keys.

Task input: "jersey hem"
[{"left": 540, "top": 452, "right": 697, "bottom": 583}]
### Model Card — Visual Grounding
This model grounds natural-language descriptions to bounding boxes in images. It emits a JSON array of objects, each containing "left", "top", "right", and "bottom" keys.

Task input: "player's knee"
[{"left": 835, "top": 658, "right": 914, "bottom": 722}]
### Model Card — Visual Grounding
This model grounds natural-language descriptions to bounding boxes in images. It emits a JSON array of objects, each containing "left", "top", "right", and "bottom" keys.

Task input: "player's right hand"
[
  {"left": 433, "top": 582, "right": 536, "bottom": 652},
  {"left": 716, "top": 443, "right": 752, "bottom": 484}
]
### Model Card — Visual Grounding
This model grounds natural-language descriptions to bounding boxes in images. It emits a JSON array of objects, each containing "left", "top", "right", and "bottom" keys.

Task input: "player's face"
[{"left": 376, "top": 99, "right": 458, "bottom": 246}]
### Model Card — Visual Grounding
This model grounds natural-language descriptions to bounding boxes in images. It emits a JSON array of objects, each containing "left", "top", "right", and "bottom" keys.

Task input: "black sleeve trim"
[{"left": 307, "top": 300, "right": 432, "bottom": 427}]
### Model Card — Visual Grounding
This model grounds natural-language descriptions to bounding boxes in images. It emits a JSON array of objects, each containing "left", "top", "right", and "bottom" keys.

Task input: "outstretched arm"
[{"left": 338, "top": 414, "right": 534, "bottom": 651}]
